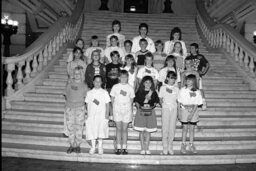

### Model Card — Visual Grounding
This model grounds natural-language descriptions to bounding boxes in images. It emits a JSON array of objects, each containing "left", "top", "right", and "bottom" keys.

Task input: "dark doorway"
[{"left": 124, "top": 0, "right": 148, "bottom": 13}]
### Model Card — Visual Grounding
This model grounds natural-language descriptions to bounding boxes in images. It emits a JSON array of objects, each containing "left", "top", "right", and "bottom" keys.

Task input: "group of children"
[{"left": 63, "top": 20, "right": 210, "bottom": 155}]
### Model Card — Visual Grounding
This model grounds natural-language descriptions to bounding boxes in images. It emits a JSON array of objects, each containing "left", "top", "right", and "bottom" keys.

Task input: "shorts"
[
  {"left": 133, "top": 109, "right": 157, "bottom": 132},
  {"left": 178, "top": 107, "right": 199, "bottom": 123},
  {"left": 113, "top": 103, "right": 132, "bottom": 123}
]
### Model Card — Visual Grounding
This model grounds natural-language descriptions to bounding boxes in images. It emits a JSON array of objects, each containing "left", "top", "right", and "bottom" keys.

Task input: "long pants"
[
  {"left": 65, "top": 106, "right": 85, "bottom": 147},
  {"left": 161, "top": 106, "right": 177, "bottom": 152}
]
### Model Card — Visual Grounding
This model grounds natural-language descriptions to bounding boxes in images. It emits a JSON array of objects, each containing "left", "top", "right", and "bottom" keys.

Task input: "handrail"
[
  {"left": 196, "top": 0, "right": 256, "bottom": 79},
  {"left": 2, "top": 0, "right": 85, "bottom": 97}
]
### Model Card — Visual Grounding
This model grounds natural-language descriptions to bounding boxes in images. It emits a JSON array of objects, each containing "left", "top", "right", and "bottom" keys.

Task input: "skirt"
[{"left": 133, "top": 109, "right": 157, "bottom": 132}]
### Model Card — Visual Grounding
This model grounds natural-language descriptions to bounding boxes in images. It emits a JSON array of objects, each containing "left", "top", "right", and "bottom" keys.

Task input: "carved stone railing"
[
  {"left": 2, "top": 0, "right": 84, "bottom": 101},
  {"left": 196, "top": 0, "right": 256, "bottom": 83}
]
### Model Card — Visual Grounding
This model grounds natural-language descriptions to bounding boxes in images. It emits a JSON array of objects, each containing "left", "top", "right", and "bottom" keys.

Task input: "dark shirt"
[
  {"left": 186, "top": 54, "right": 209, "bottom": 76},
  {"left": 85, "top": 63, "right": 105, "bottom": 89},
  {"left": 106, "top": 63, "right": 122, "bottom": 89},
  {"left": 137, "top": 50, "right": 149, "bottom": 65},
  {"left": 134, "top": 90, "right": 159, "bottom": 107}
]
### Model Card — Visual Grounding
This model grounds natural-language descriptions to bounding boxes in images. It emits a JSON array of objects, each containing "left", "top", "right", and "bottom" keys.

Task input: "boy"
[
  {"left": 135, "top": 38, "right": 150, "bottom": 67},
  {"left": 122, "top": 40, "right": 135, "bottom": 63},
  {"left": 84, "top": 35, "right": 104, "bottom": 64}
]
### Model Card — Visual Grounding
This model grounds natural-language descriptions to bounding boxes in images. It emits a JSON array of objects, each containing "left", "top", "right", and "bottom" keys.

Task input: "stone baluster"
[
  {"left": 24, "top": 58, "right": 32, "bottom": 84},
  {"left": 239, "top": 47, "right": 244, "bottom": 67},
  {"left": 63, "top": 27, "right": 67, "bottom": 43},
  {"left": 31, "top": 54, "right": 38, "bottom": 77},
  {"left": 43, "top": 46, "right": 48, "bottom": 66},
  {"left": 37, "top": 51, "right": 44, "bottom": 71},
  {"left": 60, "top": 32, "right": 64, "bottom": 47},
  {"left": 249, "top": 56, "right": 255, "bottom": 77},
  {"left": 230, "top": 39, "right": 234, "bottom": 57},
  {"left": 222, "top": 32, "right": 226, "bottom": 49},
  {"left": 56, "top": 34, "right": 60, "bottom": 51},
  {"left": 6, "top": 63, "right": 15, "bottom": 96},
  {"left": 52, "top": 37, "right": 56, "bottom": 56},
  {"left": 234, "top": 43, "right": 239, "bottom": 62},
  {"left": 48, "top": 41, "right": 52, "bottom": 60},
  {"left": 15, "top": 61, "right": 25, "bottom": 90},
  {"left": 244, "top": 52, "right": 249, "bottom": 71},
  {"left": 226, "top": 36, "right": 230, "bottom": 52},
  {"left": 218, "top": 29, "right": 222, "bottom": 47}
]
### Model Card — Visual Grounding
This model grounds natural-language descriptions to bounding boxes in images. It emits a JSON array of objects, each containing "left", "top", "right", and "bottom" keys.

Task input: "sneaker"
[
  {"left": 160, "top": 151, "right": 168, "bottom": 155},
  {"left": 98, "top": 147, "right": 104, "bottom": 155},
  {"left": 115, "top": 149, "right": 122, "bottom": 155},
  {"left": 145, "top": 150, "right": 151, "bottom": 155},
  {"left": 67, "top": 146, "right": 73, "bottom": 154},
  {"left": 189, "top": 143, "right": 197, "bottom": 154},
  {"left": 74, "top": 146, "right": 81, "bottom": 153},
  {"left": 140, "top": 150, "right": 146, "bottom": 155},
  {"left": 62, "top": 133, "right": 68, "bottom": 138},
  {"left": 89, "top": 148, "right": 96, "bottom": 155},
  {"left": 168, "top": 149, "right": 174, "bottom": 155},
  {"left": 122, "top": 149, "right": 128, "bottom": 155},
  {"left": 180, "top": 143, "right": 187, "bottom": 154}
]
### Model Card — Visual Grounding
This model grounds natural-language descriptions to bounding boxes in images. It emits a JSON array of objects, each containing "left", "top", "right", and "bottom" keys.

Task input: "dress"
[{"left": 85, "top": 88, "right": 111, "bottom": 140}]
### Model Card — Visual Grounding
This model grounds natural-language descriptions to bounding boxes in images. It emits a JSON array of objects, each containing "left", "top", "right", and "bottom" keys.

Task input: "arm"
[
  {"left": 199, "top": 62, "right": 210, "bottom": 76},
  {"left": 105, "top": 102, "right": 110, "bottom": 120}
]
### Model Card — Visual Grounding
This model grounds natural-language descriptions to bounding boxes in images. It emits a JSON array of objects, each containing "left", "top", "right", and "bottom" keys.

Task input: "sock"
[
  {"left": 98, "top": 139, "right": 103, "bottom": 148},
  {"left": 91, "top": 140, "right": 96, "bottom": 148},
  {"left": 122, "top": 144, "right": 127, "bottom": 149},
  {"left": 117, "top": 144, "right": 121, "bottom": 149}
]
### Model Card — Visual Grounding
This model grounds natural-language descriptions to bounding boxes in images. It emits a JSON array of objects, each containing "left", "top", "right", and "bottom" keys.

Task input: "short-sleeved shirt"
[
  {"left": 131, "top": 36, "right": 155, "bottom": 53},
  {"left": 65, "top": 81, "right": 88, "bottom": 108},
  {"left": 134, "top": 90, "right": 159, "bottom": 107},
  {"left": 106, "top": 63, "right": 122, "bottom": 89},
  {"left": 110, "top": 83, "right": 135, "bottom": 105},
  {"left": 104, "top": 46, "right": 125, "bottom": 63},
  {"left": 185, "top": 54, "right": 209, "bottom": 76},
  {"left": 159, "top": 84, "right": 179, "bottom": 106},
  {"left": 177, "top": 87, "right": 203, "bottom": 105},
  {"left": 137, "top": 66, "right": 159, "bottom": 80},
  {"left": 158, "top": 67, "right": 180, "bottom": 83}
]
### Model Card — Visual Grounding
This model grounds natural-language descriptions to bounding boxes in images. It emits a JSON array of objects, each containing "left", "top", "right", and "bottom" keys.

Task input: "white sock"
[
  {"left": 117, "top": 144, "right": 121, "bottom": 149},
  {"left": 122, "top": 144, "right": 127, "bottom": 149},
  {"left": 91, "top": 140, "right": 96, "bottom": 148},
  {"left": 98, "top": 139, "right": 103, "bottom": 148}
]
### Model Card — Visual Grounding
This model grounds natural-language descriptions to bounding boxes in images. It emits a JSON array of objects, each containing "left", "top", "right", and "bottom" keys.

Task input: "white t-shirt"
[
  {"left": 137, "top": 66, "right": 159, "bottom": 80},
  {"left": 158, "top": 67, "right": 180, "bottom": 84},
  {"left": 159, "top": 84, "right": 179, "bottom": 106},
  {"left": 177, "top": 87, "right": 203, "bottom": 105},
  {"left": 131, "top": 35, "right": 155, "bottom": 53},
  {"left": 120, "top": 66, "right": 137, "bottom": 88},
  {"left": 110, "top": 83, "right": 135, "bottom": 105},
  {"left": 163, "top": 40, "right": 187, "bottom": 57},
  {"left": 106, "top": 33, "right": 125, "bottom": 48},
  {"left": 104, "top": 46, "right": 125, "bottom": 63}
]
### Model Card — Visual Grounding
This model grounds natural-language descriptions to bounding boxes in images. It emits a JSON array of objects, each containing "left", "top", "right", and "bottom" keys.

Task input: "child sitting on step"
[
  {"left": 177, "top": 74, "right": 203, "bottom": 154},
  {"left": 153, "top": 40, "right": 167, "bottom": 71},
  {"left": 170, "top": 41, "right": 186, "bottom": 73},
  {"left": 84, "top": 35, "right": 104, "bottom": 64},
  {"left": 85, "top": 75, "right": 111, "bottom": 155},
  {"left": 66, "top": 38, "right": 86, "bottom": 63},
  {"left": 67, "top": 47, "right": 87, "bottom": 82},
  {"left": 133, "top": 76, "right": 159, "bottom": 155},
  {"left": 64, "top": 67, "right": 89, "bottom": 154},
  {"left": 159, "top": 71, "right": 179, "bottom": 155},
  {"left": 110, "top": 70, "right": 135, "bottom": 155},
  {"left": 180, "top": 59, "right": 200, "bottom": 87},
  {"left": 135, "top": 38, "right": 150, "bottom": 67}
]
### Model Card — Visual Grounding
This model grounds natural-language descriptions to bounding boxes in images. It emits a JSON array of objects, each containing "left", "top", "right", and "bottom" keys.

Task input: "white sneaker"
[
  {"left": 89, "top": 148, "right": 95, "bottom": 155},
  {"left": 98, "top": 147, "right": 104, "bottom": 155},
  {"left": 145, "top": 150, "right": 151, "bottom": 155},
  {"left": 140, "top": 150, "right": 146, "bottom": 155}
]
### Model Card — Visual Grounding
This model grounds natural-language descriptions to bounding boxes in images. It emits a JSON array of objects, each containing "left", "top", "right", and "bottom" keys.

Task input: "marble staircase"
[{"left": 2, "top": 11, "right": 256, "bottom": 165}]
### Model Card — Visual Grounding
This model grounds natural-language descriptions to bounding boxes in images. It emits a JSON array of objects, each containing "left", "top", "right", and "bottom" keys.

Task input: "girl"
[
  {"left": 120, "top": 54, "right": 138, "bottom": 89},
  {"left": 122, "top": 40, "right": 136, "bottom": 63},
  {"left": 137, "top": 52, "right": 159, "bottom": 88},
  {"left": 181, "top": 59, "right": 200, "bottom": 88},
  {"left": 110, "top": 70, "right": 135, "bottom": 155},
  {"left": 177, "top": 74, "right": 203, "bottom": 154},
  {"left": 153, "top": 40, "right": 167, "bottom": 71},
  {"left": 67, "top": 38, "right": 86, "bottom": 63},
  {"left": 158, "top": 55, "right": 180, "bottom": 88},
  {"left": 163, "top": 27, "right": 187, "bottom": 57},
  {"left": 85, "top": 75, "right": 111, "bottom": 155},
  {"left": 67, "top": 47, "right": 87, "bottom": 81},
  {"left": 85, "top": 49, "right": 106, "bottom": 89},
  {"left": 104, "top": 35, "right": 125, "bottom": 64},
  {"left": 64, "top": 67, "right": 88, "bottom": 154},
  {"left": 106, "top": 20, "right": 125, "bottom": 48},
  {"left": 133, "top": 76, "right": 159, "bottom": 155},
  {"left": 84, "top": 35, "right": 104, "bottom": 64},
  {"left": 170, "top": 42, "right": 186, "bottom": 72},
  {"left": 159, "top": 71, "right": 179, "bottom": 155}
]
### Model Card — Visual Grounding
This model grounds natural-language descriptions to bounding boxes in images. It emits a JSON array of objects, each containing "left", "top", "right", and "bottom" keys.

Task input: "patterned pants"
[{"left": 65, "top": 106, "right": 85, "bottom": 147}]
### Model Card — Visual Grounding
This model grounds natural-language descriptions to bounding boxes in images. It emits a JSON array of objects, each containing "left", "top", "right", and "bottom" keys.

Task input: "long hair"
[
  {"left": 72, "top": 47, "right": 83, "bottom": 61},
  {"left": 163, "top": 55, "right": 177, "bottom": 72},
  {"left": 185, "top": 74, "right": 198, "bottom": 91},
  {"left": 109, "top": 35, "right": 119, "bottom": 47},
  {"left": 164, "top": 70, "right": 177, "bottom": 84},
  {"left": 137, "top": 76, "right": 155, "bottom": 93},
  {"left": 123, "top": 54, "right": 136, "bottom": 74},
  {"left": 170, "top": 27, "right": 182, "bottom": 40},
  {"left": 171, "top": 41, "right": 183, "bottom": 56}
]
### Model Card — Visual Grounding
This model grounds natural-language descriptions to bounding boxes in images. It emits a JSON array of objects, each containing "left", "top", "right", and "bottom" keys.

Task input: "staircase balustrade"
[
  {"left": 196, "top": 0, "right": 256, "bottom": 79},
  {"left": 2, "top": 0, "right": 84, "bottom": 98}
]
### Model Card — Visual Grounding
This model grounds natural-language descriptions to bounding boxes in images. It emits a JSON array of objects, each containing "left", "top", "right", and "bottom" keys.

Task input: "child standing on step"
[
  {"left": 135, "top": 38, "right": 150, "bottom": 67},
  {"left": 110, "top": 70, "right": 135, "bottom": 155},
  {"left": 133, "top": 76, "right": 159, "bottom": 155},
  {"left": 170, "top": 41, "right": 186, "bottom": 73},
  {"left": 159, "top": 71, "right": 179, "bottom": 155},
  {"left": 177, "top": 74, "right": 203, "bottom": 154},
  {"left": 64, "top": 67, "right": 88, "bottom": 154},
  {"left": 85, "top": 75, "right": 111, "bottom": 155},
  {"left": 66, "top": 38, "right": 86, "bottom": 63},
  {"left": 84, "top": 35, "right": 104, "bottom": 64},
  {"left": 153, "top": 40, "right": 167, "bottom": 71},
  {"left": 106, "top": 20, "right": 125, "bottom": 48},
  {"left": 180, "top": 59, "right": 200, "bottom": 87},
  {"left": 122, "top": 40, "right": 135, "bottom": 63}
]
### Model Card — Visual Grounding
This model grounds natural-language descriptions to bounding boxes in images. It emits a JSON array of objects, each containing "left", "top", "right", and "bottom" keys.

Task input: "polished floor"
[{"left": 2, "top": 157, "right": 256, "bottom": 171}]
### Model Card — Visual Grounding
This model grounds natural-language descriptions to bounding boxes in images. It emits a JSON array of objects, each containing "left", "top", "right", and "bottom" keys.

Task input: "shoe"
[
  {"left": 98, "top": 147, "right": 104, "bottom": 155},
  {"left": 115, "top": 149, "right": 122, "bottom": 155},
  {"left": 62, "top": 133, "right": 68, "bottom": 138},
  {"left": 168, "top": 149, "right": 174, "bottom": 155},
  {"left": 67, "top": 146, "right": 73, "bottom": 154},
  {"left": 89, "top": 148, "right": 96, "bottom": 155},
  {"left": 160, "top": 151, "right": 168, "bottom": 155},
  {"left": 74, "top": 146, "right": 81, "bottom": 153},
  {"left": 140, "top": 150, "right": 146, "bottom": 155},
  {"left": 189, "top": 143, "right": 197, "bottom": 154},
  {"left": 181, "top": 143, "right": 187, "bottom": 154},
  {"left": 122, "top": 149, "right": 128, "bottom": 155},
  {"left": 145, "top": 150, "right": 151, "bottom": 155}
]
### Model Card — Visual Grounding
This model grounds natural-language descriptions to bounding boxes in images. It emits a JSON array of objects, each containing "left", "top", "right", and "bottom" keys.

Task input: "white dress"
[{"left": 85, "top": 88, "right": 111, "bottom": 140}]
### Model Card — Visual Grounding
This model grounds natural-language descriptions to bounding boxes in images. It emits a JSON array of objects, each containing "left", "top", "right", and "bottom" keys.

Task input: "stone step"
[
  {"left": 3, "top": 142, "right": 256, "bottom": 164},
  {"left": 3, "top": 133, "right": 256, "bottom": 151}
]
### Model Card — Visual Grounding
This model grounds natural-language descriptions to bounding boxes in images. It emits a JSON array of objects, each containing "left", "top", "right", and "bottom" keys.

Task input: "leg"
[
  {"left": 168, "top": 107, "right": 177, "bottom": 154},
  {"left": 98, "top": 139, "right": 103, "bottom": 154},
  {"left": 161, "top": 108, "right": 170, "bottom": 154},
  {"left": 74, "top": 107, "right": 85, "bottom": 153},
  {"left": 189, "top": 124, "right": 197, "bottom": 153},
  {"left": 145, "top": 131, "right": 151, "bottom": 154},
  {"left": 89, "top": 139, "right": 96, "bottom": 154},
  {"left": 122, "top": 122, "right": 129, "bottom": 149},
  {"left": 139, "top": 131, "right": 145, "bottom": 154},
  {"left": 115, "top": 121, "right": 122, "bottom": 154},
  {"left": 181, "top": 123, "right": 188, "bottom": 154},
  {"left": 66, "top": 108, "right": 75, "bottom": 148}
]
